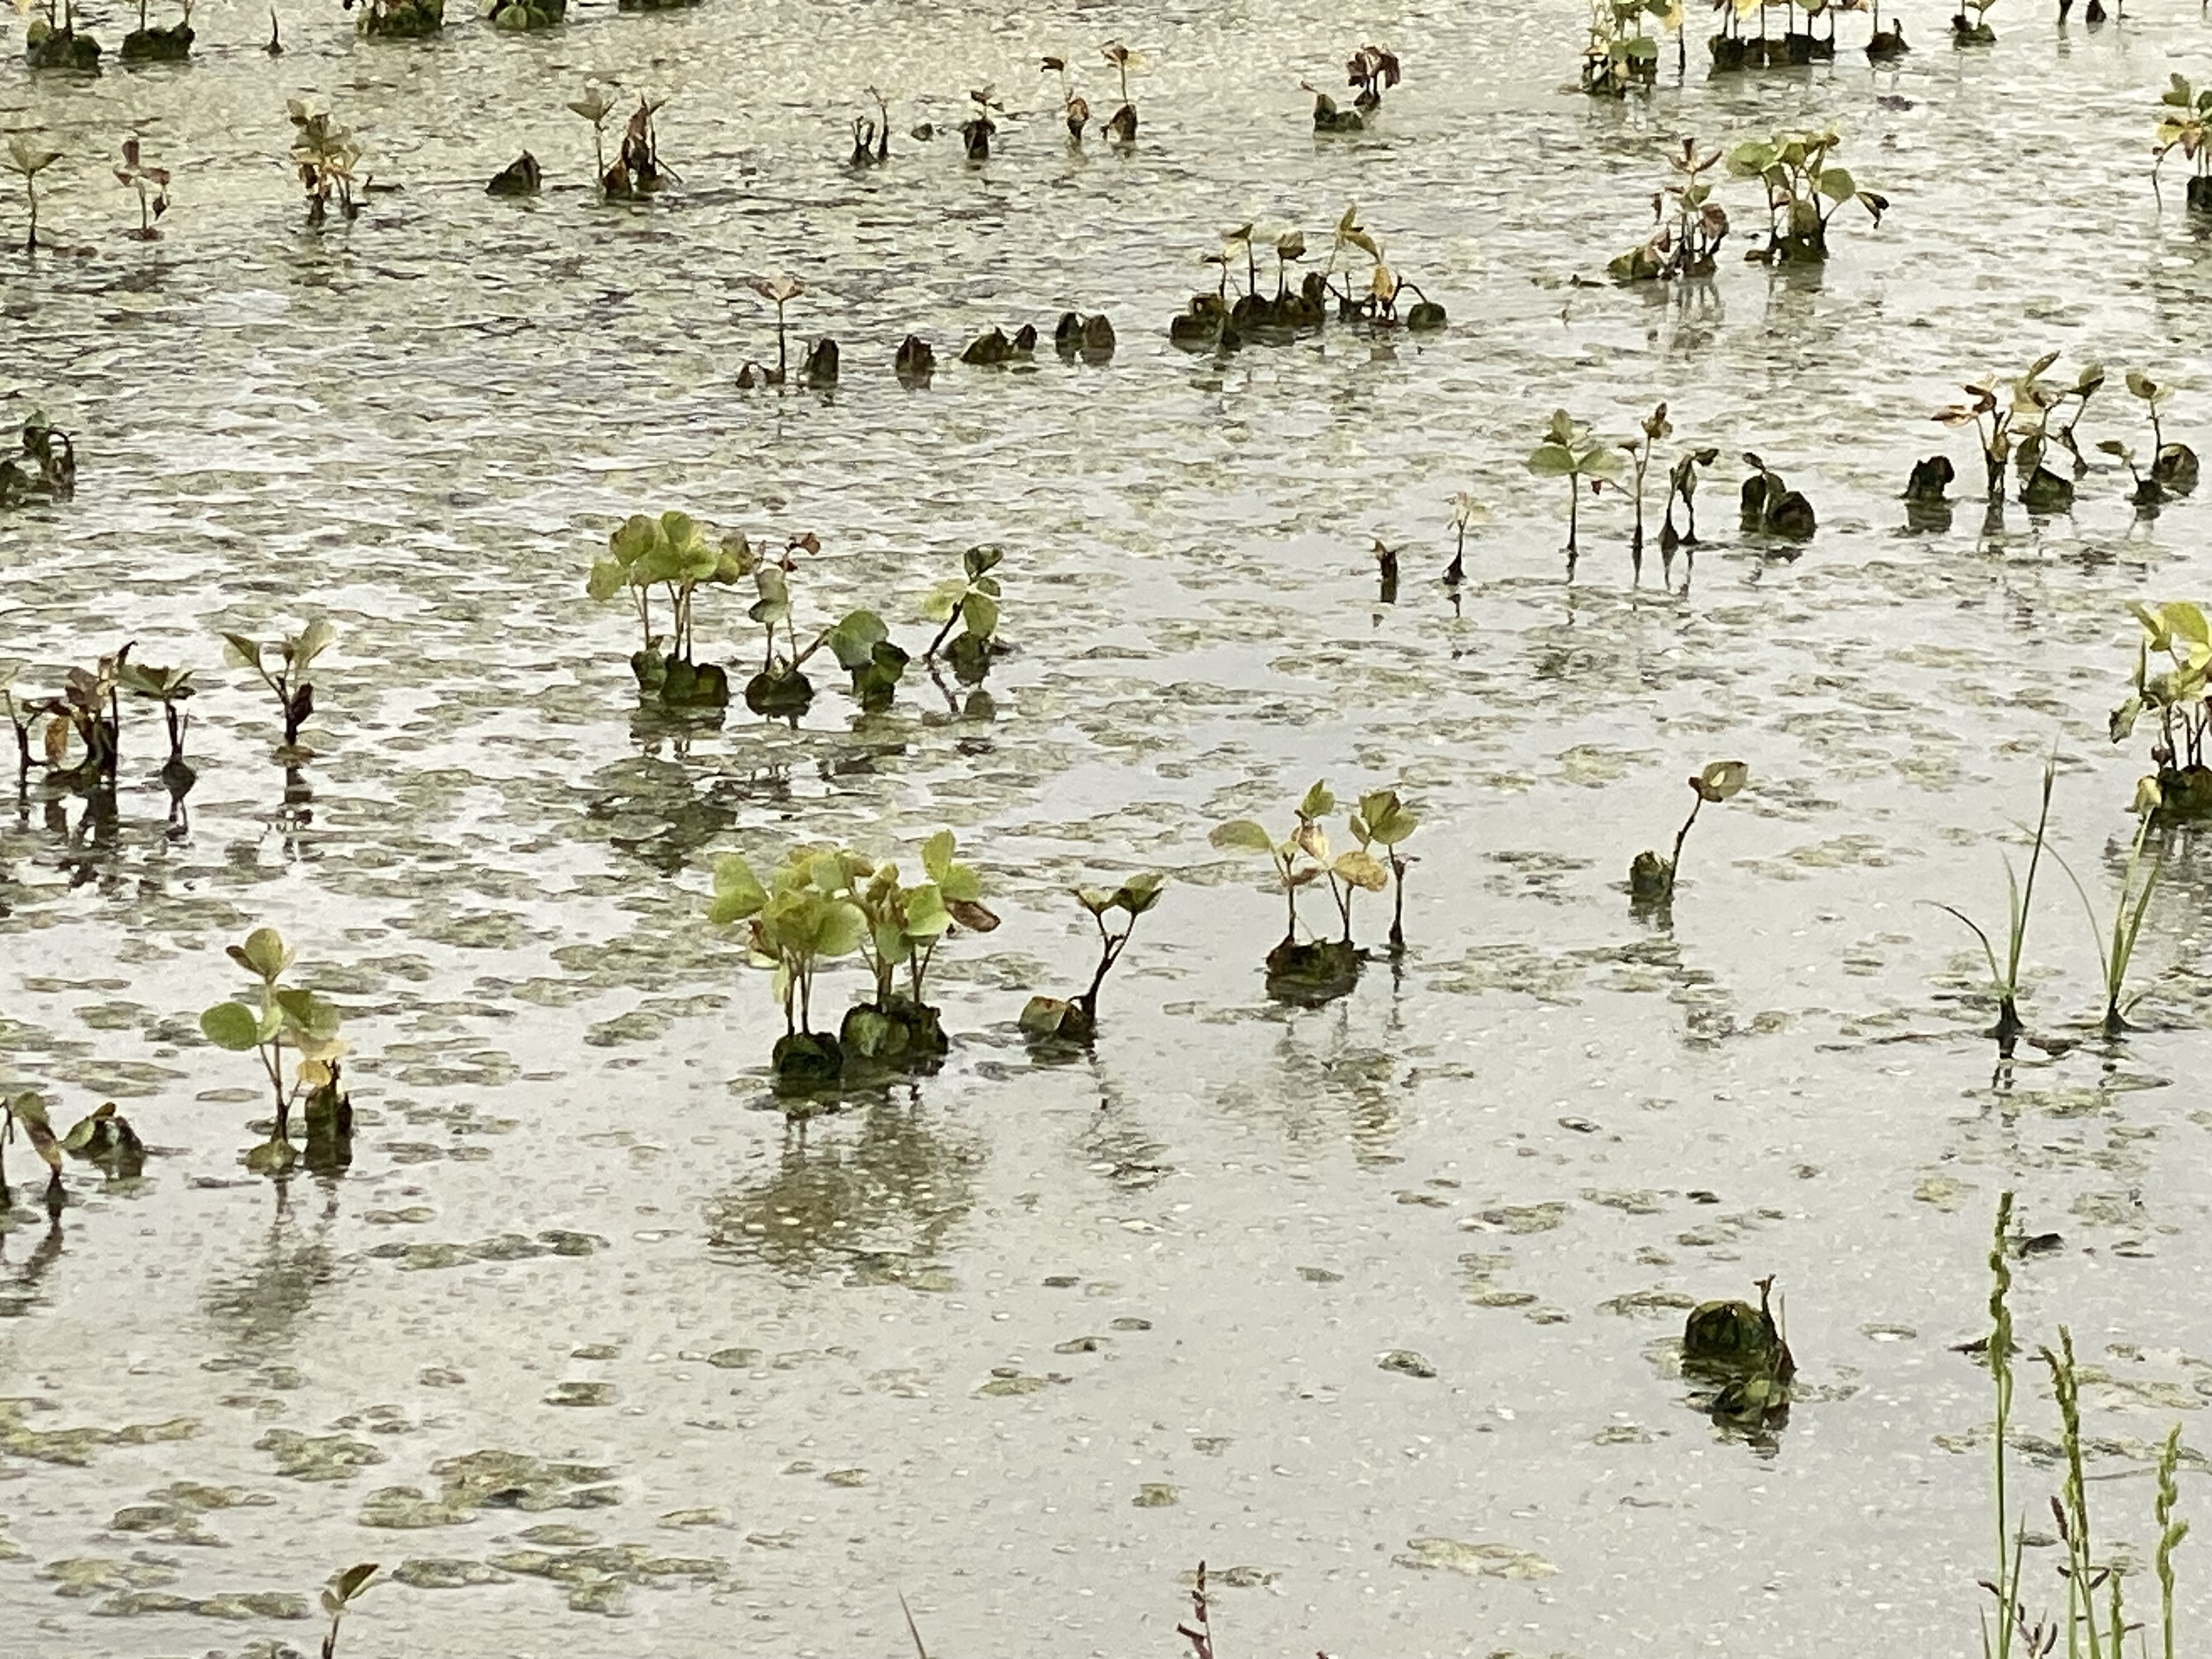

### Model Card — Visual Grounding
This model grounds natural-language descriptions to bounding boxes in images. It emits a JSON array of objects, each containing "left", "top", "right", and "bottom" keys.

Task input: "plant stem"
[{"left": 1669, "top": 790, "right": 1705, "bottom": 888}]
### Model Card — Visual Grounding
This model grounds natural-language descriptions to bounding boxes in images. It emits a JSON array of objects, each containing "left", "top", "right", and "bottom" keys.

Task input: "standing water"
[{"left": 4, "top": 0, "right": 2212, "bottom": 1654}]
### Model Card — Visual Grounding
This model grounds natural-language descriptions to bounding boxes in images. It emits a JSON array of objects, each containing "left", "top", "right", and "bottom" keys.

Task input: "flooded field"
[{"left": 5, "top": 0, "right": 2212, "bottom": 1654}]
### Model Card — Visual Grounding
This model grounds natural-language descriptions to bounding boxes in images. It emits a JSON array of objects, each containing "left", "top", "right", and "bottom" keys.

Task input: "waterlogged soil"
[{"left": 5, "top": 1, "right": 2212, "bottom": 1654}]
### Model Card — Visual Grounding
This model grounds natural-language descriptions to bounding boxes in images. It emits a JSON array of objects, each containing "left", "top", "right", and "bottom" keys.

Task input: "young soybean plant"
[
  {"left": 222, "top": 619, "right": 333, "bottom": 755},
  {"left": 1020, "top": 873, "right": 1167, "bottom": 1041},
  {"left": 200, "top": 926, "right": 348, "bottom": 1173},
  {"left": 319, "top": 1563, "right": 377, "bottom": 1659},
  {"left": 1629, "top": 760, "right": 1747, "bottom": 905},
  {"left": 1524, "top": 408, "right": 1618, "bottom": 563}
]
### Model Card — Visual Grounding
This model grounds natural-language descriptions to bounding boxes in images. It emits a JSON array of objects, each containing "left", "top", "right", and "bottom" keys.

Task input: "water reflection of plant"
[{"left": 705, "top": 1097, "right": 980, "bottom": 1278}]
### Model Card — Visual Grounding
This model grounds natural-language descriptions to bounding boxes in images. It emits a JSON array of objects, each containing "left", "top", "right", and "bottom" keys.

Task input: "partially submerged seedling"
[
  {"left": 11, "top": 646, "right": 129, "bottom": 787},
  {"left": 960, "top": 86, "right": 1002, "bottom": 160},
  {"left": 1525, "top": 408, "right": 1619, "bottom": 560},
  {"left": 1611, "top": 140, "right": 1730, "bottom": 281},
  {"left": 1210, "top": 781, "right": 1412, "bottom": 1000},
  {"left": 6, "top": 136, "right": 64, "bottom": 253},
  {"left": 2124, "top": 369, "right": 2198, "bottom": 495},
  {"left": 743, "top": 532, "right": 828, "bottom": 715},
  {"left": 1042, "top": 58, "right": 1090, "bottom": 141},
  {"left": 1345, "top": 44, "right": 1401, "bottom": 110},
  {"left": 351, "top": 0, "right": 441, "bottom": 36},
  {"left": 2153, "top": 74, "right": 2212, "bottom": 214},
  {"left": 1622, "top": 403, "right": 1671, "bottom": 573},
  {"left": 1629, "top": 760, "right": 1747, "bottom": 905},
  {"left": 895, "top": 334, "right": 936, "bottom": 386},
  {"left": 1317, "top": 204, "right": 1444, "bottom": 326},
  {"left": 1583, "top": 0, "right": 1668, "bottom": 95},
  {"left": 116, "top": 654, "right": 195, "bottom": 771},
  {"left": 486, "top": 0, "right": 566, "bottom": 32},
  {"left": 320, "top": 1564, "right": 379, "bottom": 1659},
  {"left": 1738, "top": 451, "right": 1815, "bottom": 538},
  {"left": 707, "top": 834, "right": 995, "bottom": 1087},
  {"left": 115, "top": 138, "right": 171, "bottom": 238},
  {"left": 1934, "top": 352, "right": 2101, "bottom": 506},
  {"left": 1725, "top": 128, "right": 1887, "bottom": 264},
  {"left": 1443, "top": 492, "right": 1486, "bottom": 584},
  {"left": 742, "top": 274, "right": 804, "bottom": 388},
  {"left": 586, "top": 511, "right": 752, "bottom": 708},
  {"left": 851, "top": 86, "right": 893, "bottom": 165},
  {"left": 199, "top": 926, "right": 348, "bottom": 1172},
  {"left": 1099, "top": 41, "right": 1141, "bottom": 140},
  {"left": 22, "top": 0, "right": 102, "bottom": 67},
  {"left": 1053, "top": 311, "right": 1116, "bottom": 361},
  {"left": 1658, "top": 443, "right": 1719, "bottom": 556},
  {"left": 2110, "top": 600, "right": 2212, "bottom": 814},
  {"left": 0, "top": 411, "right": 75, "bottom": 506},
  {"left": 486, "top": 152, "right": 541, "bottom": 196},
  {"left": 1929, "top": 758, "right": 2054, "bottom": 1043},
  {"left": 1950, "top": 0, "right": 1996, "bottom": 43},
  {"left": 1019, "top": 874, "right": 1166, "bottom": 1042},
  {"left": 119, "top": 0, "right": 192, "bottom": 50},
  {"left": 569, "top": 83, "right": 617, "bottom": 184},
  {"left": 1681, "top": 1276, "right": 1795, "bottom": 1428},
  {"left": 222, "top": 619, "right": 333, "bottom": 754},
  {"left": 921, "top": 545, "right": 1005, "bottom": 683},
  {"left": 287, "top": 100, "right": 362, "bottom": 225}
]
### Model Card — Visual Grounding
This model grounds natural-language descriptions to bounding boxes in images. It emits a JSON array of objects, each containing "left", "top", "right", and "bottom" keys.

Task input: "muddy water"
[{"left": 5, "top": 0, "right": 2212, "bottom": 1653}]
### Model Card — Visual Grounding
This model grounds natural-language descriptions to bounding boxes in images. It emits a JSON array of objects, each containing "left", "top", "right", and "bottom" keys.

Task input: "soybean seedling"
[
  {"left": 1042, "top": 57, "right": 1089, "bottom": 140},
  {"left": 1443, "top": 492, "right": 1485, "bottom": 585},
  {"left": 1622, "top": 402, "right": 1671, "bottom": 574},
  {"left": 568, "top": 83, "right": 618, "bottom": 187},
  {"left": 1350, "top": 788, "right": 1419, "bottom": 952},
  {"left": 1659, "top": 443, "right": 1719, "bottom": 555},
  {"left": 1100, "top": 41, "right": 1140, "bottom": 139},
  {"left": 1929, "top": 757, "right": 2054, "bottom": 1044},
  {"left": 1629, "top": 760, "right": 1747, "bottom": 905},
  {"left": 921, "top": 544, "right": 1004, "bottom": 682},
  {"left": 746, "top": 274, "right": 803, "bottom": 387},
  {"left": 199, "top": 926, "right": 347, "bottom": 1170},
  {"left": 320, "top": 1563, "right": 378, "bottom": 1659},
  {"left": 6, "top": 136, "right": 63, "bottom": 254},
  {"left": 1019, "top": 873, "right": 1167, "bottom": 1041},
  {"left": 2053, "top": 775, "right": 2164, "bottom": 1036},
  {"left": 222, "top": 619, "right": 332, "bottom": 753},
  {"left": 116, "top": 655, "right": 195, "bottom": 768},
  {"left": 1525, "top": 408, "right": 1620, "bottom": 561},
  {"left": 115, "top": 138, "right": 170, "bottom": 239}
]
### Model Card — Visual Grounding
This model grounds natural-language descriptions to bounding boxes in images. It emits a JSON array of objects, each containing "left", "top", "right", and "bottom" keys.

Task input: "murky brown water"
[{"left": 5, "top": 0, "right": 2212, "bottom": 1653}]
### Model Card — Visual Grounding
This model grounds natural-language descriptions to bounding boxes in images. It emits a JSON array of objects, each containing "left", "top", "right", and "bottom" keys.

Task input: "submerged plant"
[
  {"left": 1020, "top": 874, "right": 1166, "bottom": 1041},
  {"left": 1611, "top": 139, "right": 1729, "bottom": 280},
  {"left": 2109, "top": 600, "right": 2212, "bottom": 812},
  {"left": 2154, "top": 73, "right": 2212, "bottom": 213},
  {"left": 959, "top": 86, "right": 1002, "bottom": 160},
  {"left": 1725, "top": 128, "right": 1887, "bottom": 264},
  {"left": 1659, "top": 442, "right": 1720, "bottom": 555},
  {"left": 1621, "top": 402, "right": 1671, "bottom": 571},
  {"left": 1739, "top": 450, "right": 1816, "bottom": 538},
  {"left": 1629, "top": 760, "right": 1747, "bottom": 904},
  {"left": 1099, "top": 41, "right": 1141, "bottom": 140},
  {"left": 199, "top": 926, "right": 347, "bottom": 1171},
  {"left": 120, "top": 0, "right": 193, "bottom": 57},
  {"left": 921, "top": 545, "right": 1003, "bottom": 683},
  {"left": 599, "top": 94, "right": 672, "bottom": 197},
  {"left": 1042, "top": 57, "right": 1089, "bottom": 140},
  {"left": 287, "top": 101, "right": 361, "bottom": 225},
  {"left": 22, "top": 646, "right": 128, "bottom": 786},
  {"left": 742, "top": 274, "right": 804, "bottom": 388},
  {"left": 1211, "top": 781, "right": 1410, "bottom": 999},
  {"left": 2121, "top": 369, "right": 2198, "bottom": 496},
  {"left": 1345, "top": 43, "right": 1401, "bottom": 109},
  {"left": 115, "top": 138, "right": 171, "bottom": 239},
  {"left": 117, "top": 656, "right": 195, "bottom": 770},
  {"left": 222, "top": 619, "right": 333, "bottom": 753},
  {"left": 1442, "top": 492, "right": 1486, "bottom": 584},
  {"left": 1951, "top": 0, "right": 1997, "bottom": 42},
  {"left": 707, "top": 849, "right": 862, "bottom": 1086},
  {"left": 569, "top": 83, "right": 617, "bottom": 184},
  {"left": 1582, "top": 0, "right": 1673, "bottom": 95},
  {"left": 1680, "top": 1276, "right": 1794, "bottom": 1427},
  {"left": 6, "top": 136, "right": 63, "bottom": 253},
  {"left": 1349, "top": 788, "right": 1419, "bottom": 952},
  {"left": 3, "top": 1092, "right": 144, "bottom": 1200},
  {"left": 1931, "top": 758, "right": 2053, "bottom": 1042},
  {"left": 586, "top": 511, "right": 752, "bottom": 707},
  {"left": 1525, "top": 408, "right": 1619, "bottom": 558},
  {"left": 0, "top": 410, "right": 75, "bottom": 506}
]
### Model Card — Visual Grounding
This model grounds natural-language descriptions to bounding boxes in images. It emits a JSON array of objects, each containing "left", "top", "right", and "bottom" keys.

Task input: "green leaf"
[
  {"left": 1815, "top": 166, "right": 1855, "bottom": 202},
  {"left": 1296, "top": 781, "right": 1335, "bottom": 820},
  {"left": 707, "top": 856, "right": 767, "bottom": 924},
  {"left": 231, "top": 927, "right": 294, "bottom": 983},
  {"left": 1332, "top": 849, "right": 1390, "bottom": 892},
  {"left": 921, "top": 580, "right": 965, "bottom": 623},
  {"left": 585, "top": 559, "right": 627, "bottom": 601},
  {"left": 274, "top": 988, "right": 341, "bottom": 1041},
  {"left": 293, "top": 618, "right": 336, "bottom": 668},
  {"left": 1019, "top": 995, "right": 1074, "bottom": 1036},
  {"left": 844, "top": 1008, "right": 894, "bottom": 1058},
  {"left": 200, "top": 1002, "right": 264, "bottom": 1051},
  {"left": 1210, "top": 819, "right": 1274, "bottom": 854},
  {"left": 1076, "top": 887, "right": 1115, "bottom": 916},
  {"left": 1525, "top": 442, "right": 1577, "bottom": 477},
  {"left": 824, "top": 610, "right": 890, "bottom": 672},
  {"left": 812, "top": 899, "right": 867, "bottom": 960},
  {"left": 1356, "top": 789, "right": 1418, "bottom": 845},
  {"left": 960, "top": 591, "right": 1000, "bottom": 641},
  {"left": 904, "top": 883, "right": 951, "bottom": 938},
  {"left": 921, "top": 830, "right": 956, "bottom": 883},
  {"left": 610, "top": 514, "right": 659, "bottom": 567},
  {"left": 221, "top": 633, "right": 263, "bottom": 671},
  {"left": 1697, "top": 759, "right": 1750, "bottom": 801},
  {"left": 1114, "top": 872, "right": 1166, "bottom": 915}
]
